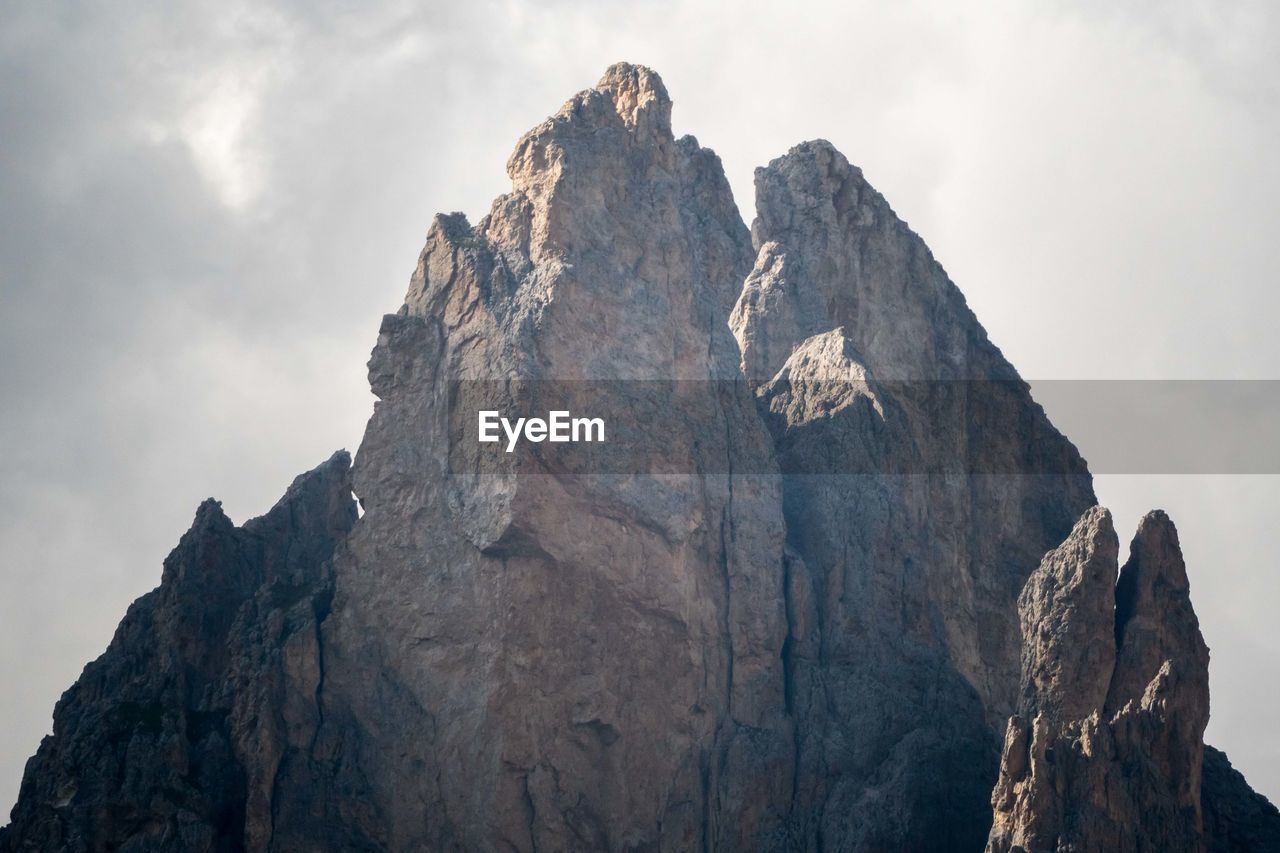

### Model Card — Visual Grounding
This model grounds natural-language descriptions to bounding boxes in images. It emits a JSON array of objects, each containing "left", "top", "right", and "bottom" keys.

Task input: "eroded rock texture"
[
  {"left": 0, "top": 453, "right": 356, "bottom": 852},
  {"left": 4, "top": 64, "right": 1278, "bottom": 853},
  {"left": 304, "top": 62, "right": 793, "bottom": 853},
  {"left": 986, "top": 509, "right": 1221, "bottom": 852},
  {"left": 737, "top": 140, "right": 1095, "bottom": 850},
  {"left": 1202, "top": 746, "right": 1280, "bottom": 853}
]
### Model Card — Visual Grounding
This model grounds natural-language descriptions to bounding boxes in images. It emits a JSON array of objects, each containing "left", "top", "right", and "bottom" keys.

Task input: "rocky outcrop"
[
  {"left": 740, "top": 141, "right": 1095, "bottom": 850},
  {"left": 0, "top": 452, "right": 356, "bottom": 852},
  {"left": 1202, "top": 746, "right": 1280, "bottom": 852},
  {"left": 4, "top": 64, "right": 1278, "bottom": 853},
  {"left": 986, "top": 509, "right": 1214, "bottom": 852},
  {"left": 735, "top": 141, "right": 1096, "bottom": 714},
  {"left": 1014, "top": 505, "right": 1119, "bottom": 724},
  {"left": 303, "top": 62, "right": 793, "bottom": 852}
]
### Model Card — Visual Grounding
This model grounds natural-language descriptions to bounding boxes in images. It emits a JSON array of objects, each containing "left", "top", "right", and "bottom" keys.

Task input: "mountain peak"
[
  {"left": 596, "top": 62, "right": 671, "bottom": 132},
  {"left": 4, "top": 63, "right": 1276, "bottom": 853}
]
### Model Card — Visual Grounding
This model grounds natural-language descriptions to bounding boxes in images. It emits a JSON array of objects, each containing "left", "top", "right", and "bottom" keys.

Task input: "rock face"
[
  {"left": 1202, "top": 746, "right": 1280, "bottom": 853},
  {"left": 4, "top": 64, "right": 1279, "bottom": 853},
  {"left": 0, "top": 453, "right": 356, "bottom": 852},
  {"left": 737, "top": 140, "right": 1097, "bottom": 851},
  {"left": 301, "top": 62, "right": 793, "bottom": 852},
  {"left": 986, "top": 509, "right": 1219, "bottom": 852}
]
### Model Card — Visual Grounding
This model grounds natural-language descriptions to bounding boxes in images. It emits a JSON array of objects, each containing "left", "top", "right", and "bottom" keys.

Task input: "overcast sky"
[{"left": 2, "top": 0, "right": 1278, "bottom": 816}]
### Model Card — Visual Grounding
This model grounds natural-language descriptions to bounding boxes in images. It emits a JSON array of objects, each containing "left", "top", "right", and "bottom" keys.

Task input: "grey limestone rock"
[
  {"left": 4, "top": 64, "right": 1277, "bottom": 853},
  {"left": 307, "top": 62, "right": 792, "bottom": 852},
  {"left": 738, "top": 140, "right": 1096, "bottom": 851},
  {"left": 986, "top": 509, "right": 1217, "bottom": 853},
  {"left": 0, "top": 452, "right": 356, "bottom": 852},
  {"left": 1202, "top": 746, "right": 1280, "bottom": 853}
]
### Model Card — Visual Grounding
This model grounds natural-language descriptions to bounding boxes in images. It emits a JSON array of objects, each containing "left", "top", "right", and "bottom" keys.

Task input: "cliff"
[{"left": 3, "top": 64, "right": 1276, "bottom": 853}]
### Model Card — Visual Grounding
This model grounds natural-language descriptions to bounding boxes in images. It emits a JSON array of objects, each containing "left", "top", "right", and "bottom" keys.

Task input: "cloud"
[{"left": 2, "top": 0, "right": 1278, "bottom": 815}]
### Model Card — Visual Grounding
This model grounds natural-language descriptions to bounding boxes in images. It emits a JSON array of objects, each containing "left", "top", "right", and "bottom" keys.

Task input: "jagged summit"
[
  {"left": 1109, "top": 509, "right": 1210, "bottom": 716},
  {"left": 4, "top": 64, "right": 1277, "bottom": 853},
  {"left": 734, "top": 137, "right": 1009, "bottom": 382},
  {"left": 595, "top": 62, "right": 672, "bottom": 133},
  {"left": 1014, "top": 504, "right": 1119, "bottom": 724},
  {"left": 988, "top": 507, "right": 1212, "bottom": 852},
  {"left": 2, "top": 451, "right": 356, "bottom": 852},
  {"left": 505, "top": 62, "right": 683, "bottom": 224}
]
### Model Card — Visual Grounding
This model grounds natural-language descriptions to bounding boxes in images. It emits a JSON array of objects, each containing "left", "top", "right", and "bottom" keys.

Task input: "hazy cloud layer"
[{"left": 2, "top": 0, "right": 1278, "bottom": 814}]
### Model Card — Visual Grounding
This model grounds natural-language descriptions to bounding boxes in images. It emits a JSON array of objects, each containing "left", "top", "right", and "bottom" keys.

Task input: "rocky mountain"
[
  {"left": 3, "top": 63, "right": 1278, "bottom": 852},
  {"left": 2, "top": 453, "right": 356, "bottom": 851},
  {"left": 986, "top": 508, "right": 1209, "bottom": 851}
]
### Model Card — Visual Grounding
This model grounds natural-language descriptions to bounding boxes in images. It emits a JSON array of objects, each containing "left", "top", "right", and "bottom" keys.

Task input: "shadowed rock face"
[
  {"left": 739, "top": 141, "right": 1096, "bottom": 850},
  {"left": 986, "top": 509, "right": 1234, "bottom": 853},
  {"left": 1015, "top": 505, "right": 1120, "bottom": 725},
  {"left": 0, "top": 452, "right": 356, "bottom": 852},
  {"left": 1202, "top": 746, "right": 1280, "bottom": 853},
  {"left": 308, "top": 62, "right": 793, "bottom": 853},
  {"left": 3, "top": 64, "right": 1278, "bottom": 853}
]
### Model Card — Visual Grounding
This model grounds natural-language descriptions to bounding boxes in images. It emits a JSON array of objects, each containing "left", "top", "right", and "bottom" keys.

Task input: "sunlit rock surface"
[{"left": 4, "top": 64, "right": 1277, "bottom": 853}]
